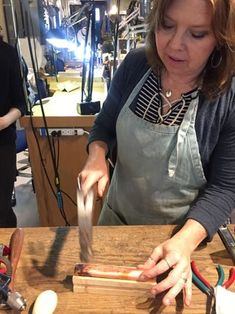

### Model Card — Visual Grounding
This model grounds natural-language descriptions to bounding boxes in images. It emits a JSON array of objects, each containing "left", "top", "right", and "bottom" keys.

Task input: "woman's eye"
[
  {"left": 161, "top": 21, "right": 174, "bottom": 29},
  {"left": 191, "top": 32, "right": 208, "bottom": 39}
]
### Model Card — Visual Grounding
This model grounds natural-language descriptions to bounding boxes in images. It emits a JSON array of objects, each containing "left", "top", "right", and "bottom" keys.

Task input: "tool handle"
[
  {"left": 223, "top": 267, "right": 235, "bottom": 289},
  {"left": 9, "top": 228, "right": 24, "bottom": 291},
  {"left": 218, "top": 225, "right": 235, "bottom": 265},
  {"left": 191, "top": 261, "right": 211, "bottom": 288}
]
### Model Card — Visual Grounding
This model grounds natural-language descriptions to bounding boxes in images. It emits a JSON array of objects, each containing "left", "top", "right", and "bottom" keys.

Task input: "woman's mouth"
[{"left": 168, "top": 55, "right": 184, "bottom": 63}]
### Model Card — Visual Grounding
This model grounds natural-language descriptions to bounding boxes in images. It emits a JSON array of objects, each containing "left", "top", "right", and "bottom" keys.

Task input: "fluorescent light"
[
  {"left": 46, "top": 37, "right": 76, "bottom": 49},
  {"left": 95, "top": 8, "right": 100, "bottom": 21},
  {"left": 109, "top": 4, "right": 118, "bottom": 15}
]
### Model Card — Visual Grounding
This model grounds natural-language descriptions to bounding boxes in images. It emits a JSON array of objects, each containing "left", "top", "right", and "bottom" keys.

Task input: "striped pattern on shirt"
[{"left": 134, "top": 71, "right": 198, "bottom": 126}]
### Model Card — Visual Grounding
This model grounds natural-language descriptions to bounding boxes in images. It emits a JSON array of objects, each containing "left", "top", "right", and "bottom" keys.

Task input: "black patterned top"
[{"left": 135, "top": 71, "right": 198, "bottom": 125}]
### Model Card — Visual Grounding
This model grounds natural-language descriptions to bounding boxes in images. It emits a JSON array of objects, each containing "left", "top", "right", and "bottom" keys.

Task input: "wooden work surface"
[{"left": 2, "top": 225, "right": 235, "bottom": 313}]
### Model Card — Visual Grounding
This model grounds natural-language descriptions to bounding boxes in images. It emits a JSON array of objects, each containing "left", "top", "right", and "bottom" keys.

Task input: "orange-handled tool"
[{"left": 8, "top": 228, "right": 24, "bottom": 291}]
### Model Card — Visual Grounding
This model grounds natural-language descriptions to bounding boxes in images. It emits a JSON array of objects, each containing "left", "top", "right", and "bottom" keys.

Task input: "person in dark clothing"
[
  {"left": 79, "top": 0, "right": 235, "bottom": 307},
  {"left": 0, "top": 39, "right": 27, "bottom": 227},
  {"left": 102, "top": 56, "right": 111, "bottom": 90}
]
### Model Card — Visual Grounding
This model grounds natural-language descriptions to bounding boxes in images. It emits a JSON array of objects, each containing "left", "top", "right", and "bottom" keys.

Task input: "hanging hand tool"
[{"left": 77, "top": 178, "right": 96, "bottom": 263}]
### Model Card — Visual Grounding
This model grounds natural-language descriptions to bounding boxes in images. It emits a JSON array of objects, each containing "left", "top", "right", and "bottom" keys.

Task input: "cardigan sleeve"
[{"left": 186, "top": 89, "right": 235, "bottom": 240}]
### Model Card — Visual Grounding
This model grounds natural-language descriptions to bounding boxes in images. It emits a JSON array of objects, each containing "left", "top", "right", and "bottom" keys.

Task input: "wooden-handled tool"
[{"left": 9, "top": 228, "right": 24, "bottom": 291}]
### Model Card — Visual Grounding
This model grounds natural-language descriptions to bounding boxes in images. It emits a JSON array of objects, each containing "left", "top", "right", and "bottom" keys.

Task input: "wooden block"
[
  {"left": 73, "top": 275, "right": 155, "bottom": 296},
  {"left": 73, "top": 263, "right": 155, "bottom": 295}
]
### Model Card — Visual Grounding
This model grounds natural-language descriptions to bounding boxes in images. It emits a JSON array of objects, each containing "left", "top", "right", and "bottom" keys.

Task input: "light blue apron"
[{"left": 98, "top": 69, "right": 207, "bottom": 225}]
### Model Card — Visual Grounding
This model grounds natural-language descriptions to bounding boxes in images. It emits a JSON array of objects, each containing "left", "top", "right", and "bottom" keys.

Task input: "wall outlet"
[{"left": 39, "top": 128, "right": 88, "bottom": 137}]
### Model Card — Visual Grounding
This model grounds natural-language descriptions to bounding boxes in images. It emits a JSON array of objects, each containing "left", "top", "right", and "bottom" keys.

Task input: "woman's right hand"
[{"left": 78, "top": 141, "right": 110, "bottom": 198}]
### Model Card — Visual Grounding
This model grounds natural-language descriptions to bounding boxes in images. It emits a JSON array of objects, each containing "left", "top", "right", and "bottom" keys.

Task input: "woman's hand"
[
  {"left": 79, "top": 141, "right": 109, "bottom": 197},
  {"left": 139, "top": 236, "right": 193, "bottom": 306},
  {"left": 138, "top": 219, "right": 207, "bottom": 306}
]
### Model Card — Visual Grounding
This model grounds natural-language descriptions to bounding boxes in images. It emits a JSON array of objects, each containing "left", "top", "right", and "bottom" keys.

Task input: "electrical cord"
[
  {"left": 81, "top": 3, "right": 92, "bottom": 103},
  {"left": 21, "top": 2, "right": 70, "bottom": 225},
  {"left": 29, "top": 114, "right": 57, "bottom": 199},
  {"left": 14, "top": 5, "right": 56, "bottom": 202},
  {"left": 51, "top": 135, "right": 69, "bottom": 224},
  {"left": 50, "top": 133, "right": 77, "bottom": 207},
  {"left": 51, "top": 135, "right": 59, "bottom": 169},
  {"left": 19, "top": 1, "right": 104, "bottom": 225},
  {"left": 61, "top": 190, "right": 76, "bottom": 207}
]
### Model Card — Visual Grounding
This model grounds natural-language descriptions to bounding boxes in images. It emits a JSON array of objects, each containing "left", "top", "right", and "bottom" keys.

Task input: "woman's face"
[{"left": 155, "top": 0, "right": 217, "bottom": 79}]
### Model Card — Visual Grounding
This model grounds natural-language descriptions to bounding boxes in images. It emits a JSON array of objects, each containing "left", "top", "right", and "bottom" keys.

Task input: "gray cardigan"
[{"left": 89, "top": 48, "right": 235, "bottom": 240}]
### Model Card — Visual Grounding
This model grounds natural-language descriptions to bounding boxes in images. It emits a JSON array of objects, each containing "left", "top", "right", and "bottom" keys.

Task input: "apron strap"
[
  {"left": 168, "top": 98, "right": 199, "bottom": 177},
  {"left": 123, "top": 68, "right": 152, "bottom": 109}
]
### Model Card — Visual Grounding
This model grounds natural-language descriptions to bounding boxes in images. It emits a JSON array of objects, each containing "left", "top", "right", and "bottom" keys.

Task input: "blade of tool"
[{"left": 77, "top": 178, "right": 95, "bottom": 263}]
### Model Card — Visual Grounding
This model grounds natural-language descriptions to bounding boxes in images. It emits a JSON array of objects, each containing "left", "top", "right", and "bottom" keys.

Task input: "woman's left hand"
[
  {"left": 138, "top": 220, "right": 207, "bottom": 306},
  {"left": 139, "top": 236, "right": 192, "bottom": 306}
]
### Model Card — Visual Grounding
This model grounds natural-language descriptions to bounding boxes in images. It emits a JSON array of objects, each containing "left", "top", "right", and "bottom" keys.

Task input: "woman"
[
  {"left": 79, "top": 0, "right": 235, "bottom": 306},
  {"left": 0, "top": 39, "right": 27, "bottom": 227}
]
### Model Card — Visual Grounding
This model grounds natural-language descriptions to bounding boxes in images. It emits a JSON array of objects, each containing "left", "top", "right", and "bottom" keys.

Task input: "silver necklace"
[
  {"left": 158, "top": 92, "right": 183, "bottom": 124},
  {"left": 165, "top": 90, "right": 172, "bottom": 98}
]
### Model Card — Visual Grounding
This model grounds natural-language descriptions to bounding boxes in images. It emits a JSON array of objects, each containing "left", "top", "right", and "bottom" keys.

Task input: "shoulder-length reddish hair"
[{"left": 145, "top": 0, "right": 235, "bottom": 98}]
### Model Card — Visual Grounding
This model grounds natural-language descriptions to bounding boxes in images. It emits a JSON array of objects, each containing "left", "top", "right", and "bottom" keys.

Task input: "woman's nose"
[{"left": 168, "top": 31, "right": 185, "bottom": 50}]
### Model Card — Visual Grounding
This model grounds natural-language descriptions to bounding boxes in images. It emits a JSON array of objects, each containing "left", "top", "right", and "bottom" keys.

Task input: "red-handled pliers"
[
  {"left": 191, "top": 260, "right": 235, "bottom": 294},
  {"left": 0, "top": 257, "right": 12, "bottom": 275},
  {"left": 0, "top": 244, "right": 11, "bottom": 257},
  {"left": 223, "top": 267, "right": 235, "bottom": 289},
  {"left": 0, "top": 244, "right": 11, "bottom": 276}
]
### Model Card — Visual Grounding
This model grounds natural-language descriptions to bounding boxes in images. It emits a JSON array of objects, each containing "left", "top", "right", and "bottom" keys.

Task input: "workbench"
[{"left": 2, "top": 225, "right": 235, "bottom": 313}]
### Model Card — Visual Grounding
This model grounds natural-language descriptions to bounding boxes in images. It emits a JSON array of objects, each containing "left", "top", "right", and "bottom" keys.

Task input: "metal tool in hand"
[
  {"left": 191, "top": 260, "right": 235, "bottom": 313},
  {"left": 77, "top": 178, "right": 95, "bottom": 263}
]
